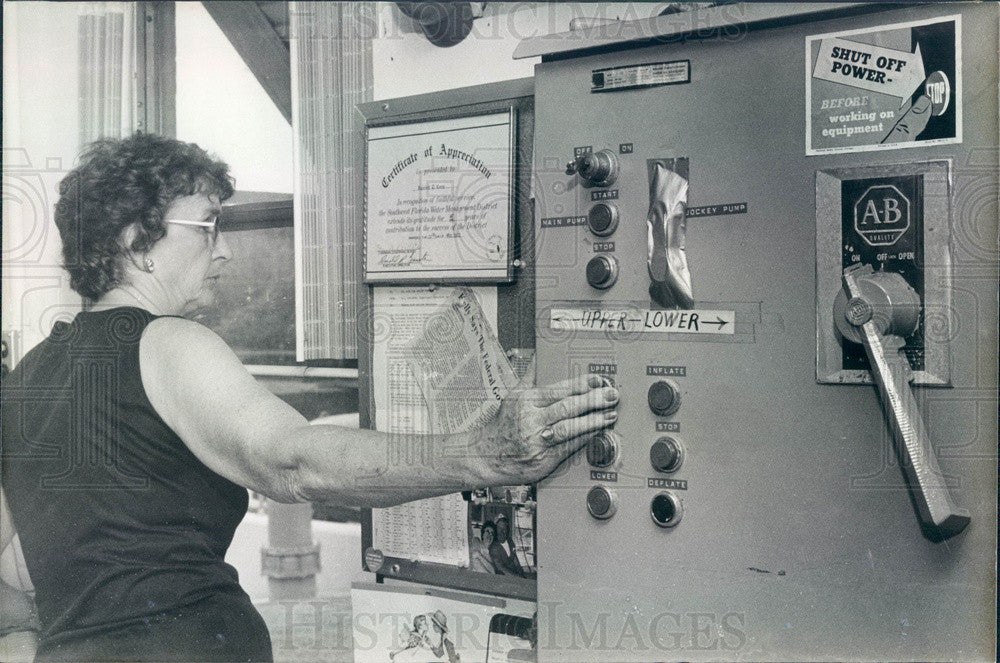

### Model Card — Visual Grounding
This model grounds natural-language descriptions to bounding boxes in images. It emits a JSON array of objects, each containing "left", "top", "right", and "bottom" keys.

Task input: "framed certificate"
[{"left": 364, "top": 110, "right": 516, "bottom": 283}]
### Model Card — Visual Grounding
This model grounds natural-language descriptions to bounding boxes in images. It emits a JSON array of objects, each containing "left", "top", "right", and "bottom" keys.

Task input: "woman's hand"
[{"left": 474, "top": 373, "right": 618, "bottom": 486}]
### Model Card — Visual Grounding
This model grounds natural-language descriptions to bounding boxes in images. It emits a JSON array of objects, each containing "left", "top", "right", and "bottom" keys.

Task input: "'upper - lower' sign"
[{"left": 550, "top": 308, "right": 735, "bottom": 335}]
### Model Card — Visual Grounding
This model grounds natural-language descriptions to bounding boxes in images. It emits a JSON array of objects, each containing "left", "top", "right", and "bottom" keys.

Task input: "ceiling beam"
[{"left": 201, "top": 1, "right": 292, "bottom": 124}]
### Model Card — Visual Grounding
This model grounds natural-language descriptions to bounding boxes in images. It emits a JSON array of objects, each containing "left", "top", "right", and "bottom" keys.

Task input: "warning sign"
[
  {"left": 806, "top": 16, "right": 960, "bottom": 155},
  {"left": 549, "top": 308, "right": 735, "bottom": 335},
  {"left": 814, "top": 38, "right": 926, "bottom": 98}
]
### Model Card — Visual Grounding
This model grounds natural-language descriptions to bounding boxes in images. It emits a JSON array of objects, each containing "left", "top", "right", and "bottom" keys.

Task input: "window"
[
  {"left": 196, "top": 196, "right": 296, "bottom": 365},
  {"left": 173, "top": 4, "right": 358, "bottom": 428}
]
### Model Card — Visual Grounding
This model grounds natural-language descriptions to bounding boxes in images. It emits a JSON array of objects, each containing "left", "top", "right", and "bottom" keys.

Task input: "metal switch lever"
[
  {"left": 566, "top": 150, "right": 618, "bottom": 187},
  {"left": 839, "top": 264, "right": 970, "bottom": 541}
]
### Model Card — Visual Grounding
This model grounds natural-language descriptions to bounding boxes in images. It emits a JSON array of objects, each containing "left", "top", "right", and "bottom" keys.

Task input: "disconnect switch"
[{"left": 837, "top": 264, "right": 969, "bottom": 541}]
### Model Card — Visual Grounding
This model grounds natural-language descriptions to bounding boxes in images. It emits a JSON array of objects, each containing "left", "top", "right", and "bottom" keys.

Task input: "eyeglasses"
[{"left": 166, "top": 216, "right": 220, "bottom": 245}]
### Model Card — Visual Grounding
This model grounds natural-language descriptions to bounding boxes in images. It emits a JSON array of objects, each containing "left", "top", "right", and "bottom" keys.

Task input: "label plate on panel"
[
  {"left": 648, "top": 477, "right": 688, "bottom": 490},
  {"left": 550, "top": 308, "right": 735, "bottom": 335},
  {"left": 687, "top": 202, "right": 749, "bottom": 217},
  {"left": 540, "top": 216, "right": 587, "bottom": 228},
  {"left": 592, "top": 60, "right": 690, "bottom": 92}
]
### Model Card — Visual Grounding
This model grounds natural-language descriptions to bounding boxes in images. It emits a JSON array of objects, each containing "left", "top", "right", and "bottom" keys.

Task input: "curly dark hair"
[
  {"left": 480, "top": 521, "right": 497, "bottom": 541},
  {"left": 54, "top": 133, "right": 234, "bottom": 299}
]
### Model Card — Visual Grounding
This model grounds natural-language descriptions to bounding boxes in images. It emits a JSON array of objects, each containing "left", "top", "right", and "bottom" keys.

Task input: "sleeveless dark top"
[{"left": 1, "top": 308, "right": 272, "bottom": 661}]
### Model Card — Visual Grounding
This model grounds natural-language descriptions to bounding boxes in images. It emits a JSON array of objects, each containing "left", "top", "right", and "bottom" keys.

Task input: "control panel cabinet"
[{"left": 531, "top": 4, "right": 997, "bottom": 662}]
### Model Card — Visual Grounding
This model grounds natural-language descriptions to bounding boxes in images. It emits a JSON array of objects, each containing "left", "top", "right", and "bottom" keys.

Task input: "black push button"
[
  {"left": 647, "top": 380, "right": 681, "bottom": 416},
  {"left": 586, "top": 432, "right": 619, "bottom": 467},
  {"left": 588, "top": 203, "right": 618, "bottom": 236},
  {"left": 586, "top": 255, "right": 618, "bottom": 289},
  {"left": 587, "top": 485, "right": 616, "bottom": 519},
  {"left": 650, "top": 492, "right": 682, "bottom": 528},
  {"left": 650, "top": 436, "right": 683, "bottom": 473}
]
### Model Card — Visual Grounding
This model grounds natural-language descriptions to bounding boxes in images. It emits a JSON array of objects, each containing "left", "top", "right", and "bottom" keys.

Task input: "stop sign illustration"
[{"left": 854, "top": 184, "right": 911, "bottom": 246}]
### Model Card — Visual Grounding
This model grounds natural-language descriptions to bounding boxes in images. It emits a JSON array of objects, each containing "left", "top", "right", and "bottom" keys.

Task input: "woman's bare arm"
[{"left": 140, "top": 317, "right": 617, "bottom": 507}]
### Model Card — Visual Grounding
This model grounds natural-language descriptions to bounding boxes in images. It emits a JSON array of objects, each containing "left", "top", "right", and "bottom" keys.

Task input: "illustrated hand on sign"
[{"left": 880, "top": 94, "right": 932, "bottom": 143}]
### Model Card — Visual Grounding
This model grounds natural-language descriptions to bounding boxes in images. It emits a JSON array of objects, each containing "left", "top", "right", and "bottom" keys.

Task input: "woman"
[
  {"left": 488, "top": 515, "right": 525, "bottom": 577},
  {"left": 0, "top": 134, "right": 619, "bottom": 662},
  {"left": 388, "top": 614, "right": 431, "bottom": 660},
  {"left": 469, "top": 521, "right": 497, "bottom": 574}
]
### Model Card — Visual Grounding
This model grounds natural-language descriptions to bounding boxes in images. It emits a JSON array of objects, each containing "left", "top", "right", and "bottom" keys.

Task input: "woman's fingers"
[
  {"left": 542, "top": 386, "right": 618, "bottom": 424},
  {"left": 544, "top": 410, "right": 618, "bottom": 447},
  {"left": 531, "top": 374, "right": 607, "bottom": 406}
]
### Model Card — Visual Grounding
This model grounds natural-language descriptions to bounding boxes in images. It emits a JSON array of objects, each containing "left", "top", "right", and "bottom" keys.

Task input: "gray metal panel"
[{"left": 532, "top": 4, "right": 997, "bottom": 661}]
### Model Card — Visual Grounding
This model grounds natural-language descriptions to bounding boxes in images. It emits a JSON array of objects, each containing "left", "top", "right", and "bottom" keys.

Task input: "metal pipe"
[
  {"left": 262, "top": 501, "right": 320, "bottom": 601},
  {"left": 245, "top": 365, "right": 358, "bottom": 380}
]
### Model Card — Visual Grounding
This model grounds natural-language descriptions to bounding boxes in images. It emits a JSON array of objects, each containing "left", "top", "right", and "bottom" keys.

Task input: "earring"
[{"left": 143, "top": 257, "right": 154, "bottom": 273}]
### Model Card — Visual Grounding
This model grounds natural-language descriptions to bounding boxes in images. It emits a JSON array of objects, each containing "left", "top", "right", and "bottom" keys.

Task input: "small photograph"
[
  {"left": 352, "top": 584, "right": 535, "bottom": 663},
  {"left": 468, "top": 489, "right": 536, "bottom": 578},
  {"left": 388, "top": 610, "right": 460, "bottom": 663}
]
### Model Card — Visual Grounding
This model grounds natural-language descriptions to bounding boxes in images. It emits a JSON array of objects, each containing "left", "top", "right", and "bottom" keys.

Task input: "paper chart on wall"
[{"left": 370, "top": 286, "right": 499, "bottom": 567}]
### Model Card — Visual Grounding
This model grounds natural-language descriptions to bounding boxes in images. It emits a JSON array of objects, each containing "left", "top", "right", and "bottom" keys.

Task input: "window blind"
[{"left": 290, "top": 1, "right": 374, "bottom": 361}]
